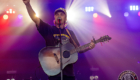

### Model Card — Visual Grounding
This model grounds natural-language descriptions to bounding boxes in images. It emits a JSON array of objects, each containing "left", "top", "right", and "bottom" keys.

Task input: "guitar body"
[
  {"left": 39, "top": 42, "right": 78, "bottom": 76},
  {"left": 38, "top": 35, "right": 112, "bottom": 76}
]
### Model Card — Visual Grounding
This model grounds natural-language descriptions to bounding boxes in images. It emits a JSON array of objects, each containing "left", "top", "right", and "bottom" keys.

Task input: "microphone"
[
  {"left": 57, "top": 17, "right": 61, "bottom": 21},
  {"left": 57, "top": 17, "right": 61, "bottom": 25},
  {"left": 57, "top": 17, "right": 61, "bottom": 20}
]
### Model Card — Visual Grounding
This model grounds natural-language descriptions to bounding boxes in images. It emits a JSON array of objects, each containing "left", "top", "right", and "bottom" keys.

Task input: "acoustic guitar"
[{"left": 39, "top": 35, "right": 111, "bottom": 76}]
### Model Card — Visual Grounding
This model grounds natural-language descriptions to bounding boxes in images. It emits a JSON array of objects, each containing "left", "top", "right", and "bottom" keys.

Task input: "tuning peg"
[
  {"left": 107, "top": 40, "right": 109, "bottom": 42},
  {"left": 92, "top": 36, "right": 95, "bottom": 42},
  {"left": 100, "top": 42, "right": 103, "bottom": 46}
]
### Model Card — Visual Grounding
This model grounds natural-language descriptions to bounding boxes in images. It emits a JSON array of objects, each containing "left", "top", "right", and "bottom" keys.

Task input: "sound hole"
[{"left": 63, "top": 51, "right": 70, "bottom": 58}]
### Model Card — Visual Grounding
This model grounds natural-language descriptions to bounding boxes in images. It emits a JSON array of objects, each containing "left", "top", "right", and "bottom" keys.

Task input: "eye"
[
  {"left": 61, "top": 13, "right": 65, "bottom": 16},
  {"left": 55, "top": 13, "right": 59, "bottom": 16}
]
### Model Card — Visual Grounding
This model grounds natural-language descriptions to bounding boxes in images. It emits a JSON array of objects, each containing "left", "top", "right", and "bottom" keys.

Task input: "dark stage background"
[{"left": 0, "top": 0, "right": 140, "bottom": 80}]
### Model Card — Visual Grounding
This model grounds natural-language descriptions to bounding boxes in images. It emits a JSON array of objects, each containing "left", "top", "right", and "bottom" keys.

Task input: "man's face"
[{"left": 54, "top": 12, "right": 66, "bottom": 25}]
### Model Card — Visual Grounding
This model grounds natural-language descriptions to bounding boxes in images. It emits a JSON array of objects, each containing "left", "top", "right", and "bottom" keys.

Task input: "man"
[{"left": 23, "top": 0, "right": 95, "bottom": 80}]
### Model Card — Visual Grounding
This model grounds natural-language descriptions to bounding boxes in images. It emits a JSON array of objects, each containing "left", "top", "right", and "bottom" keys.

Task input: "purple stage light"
[
  {"left": 124, "top": 12, "right": 129, "bottom": 17},
  {"left": 18, "top": 14, "right": 23, "bottom": 19},
  {"left": 138, "top": 12, "right": 140, "bottom": 16}
]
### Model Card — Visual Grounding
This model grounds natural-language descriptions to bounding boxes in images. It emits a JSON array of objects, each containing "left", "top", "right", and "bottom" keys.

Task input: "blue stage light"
[
  {"left": 130, "top": 6, "right": 133, "bottom": 11},
  {"left": 130, "top": 5, "right": 139, "bottom": 11},
  {"left": 90, "top": 7, "right": 94, "bottom": 11},
  {"left": 133, "top": 6, "right": 136, "bottom": 10},
  {"left": 136, "top": 5, "right": 139, "bottom": 10}
]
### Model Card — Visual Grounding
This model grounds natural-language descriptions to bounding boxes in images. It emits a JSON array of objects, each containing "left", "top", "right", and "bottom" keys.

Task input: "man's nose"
[
  {"left": 58, "top": 15, "right": 61, "bottom": 18},
  {"left": 58, "top": 14, "right": 62, "bottom": 17}
]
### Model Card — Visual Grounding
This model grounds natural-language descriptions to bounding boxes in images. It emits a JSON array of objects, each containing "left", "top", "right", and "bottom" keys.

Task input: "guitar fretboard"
[{"left": 70, "top": 39, "right": 100, "bottom": 54}]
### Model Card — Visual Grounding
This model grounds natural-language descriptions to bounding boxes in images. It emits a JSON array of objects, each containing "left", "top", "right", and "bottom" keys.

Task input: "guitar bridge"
[{"left": 53, "top": 53, "right": 59, "bottom": 64}]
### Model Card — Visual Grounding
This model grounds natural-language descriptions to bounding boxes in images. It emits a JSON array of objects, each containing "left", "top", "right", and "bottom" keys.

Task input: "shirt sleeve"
[{"left": 36, "top": 19, "right": 52, "bottom": 38}]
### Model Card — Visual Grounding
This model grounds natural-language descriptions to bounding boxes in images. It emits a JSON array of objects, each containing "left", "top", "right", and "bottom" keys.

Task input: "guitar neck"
[{"left": 70, "top": 39, "right": 100, "bottom": 54}]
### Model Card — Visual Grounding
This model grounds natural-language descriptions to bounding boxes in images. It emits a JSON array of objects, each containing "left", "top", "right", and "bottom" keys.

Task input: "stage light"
[
  {"left": 6, "top": 10, "right": 8, "bottom": 13},
  {"left": 13, "top": 11, "right": 15, "bottom": 14},
  {"left": 6, "top": 9, "right": 15, "bottom": 14},
  {"left": 18, "top": 14, "right": 23, "bottom": 19},
  {"left": 90, "top": 7, "right": 94, "bottom": 11},
  {"left": 3, "top": 14, "right": 8, "bottom": 20},
  {"left": 35, "top": 12, "right": 39, "bottom": 17},
  {"left": 85, "top": 7, "right": 89, "bottom": 12},
  {"left": 90, "top": 76, "right": 95, "bottom": 80},
  {"left": 11, "top": 78, "right": 15, "bottom": 80},
  {"left": 108, "top": 15, "right": 112, "bottom": 18},
  {"left": 9, "top": 9, "right": 12, "bottom": 14},
  {"left": 136, "top": 5, "right": 139, "bottom": 10},
  {"left": 130, "top": 5, "right": 139, "bottom": 11},
  {"left": 6, "top": 79, "right": 10, "bottom": 80},
  {"left": 35, "top": 14, "right": 39, "bottom": 17},
  {"left": 138, "top": 12, "right": 140, "bottom": 16},
  {"left": 95, "top": 75, "right": 99, "bottom": 80},
  {"left": 133, "top": 6, "right": 136, "bottom": 10},
  {"left": 130, "top": 6, "right": 133, "bottom": 10},
  {"left": 34, "top": 11, "right": 39, "bottom": 17},
  {"left": 93, "top": 13, "right": 98, "bottom": 18},
  {"left": 124, "top": 12, "right": 129, "bottom": 17},
  {"left": 85, "top": 7, "right": 88, "bottom": 12},
  {"left": 93, "top": 0, "right": 111, "bottom": 18},
  {"left": 85, "top": 7, "right": 94, "bottom": 12},
  {"left": 67, "top": 10, "right": 76, "bottom": 21}
]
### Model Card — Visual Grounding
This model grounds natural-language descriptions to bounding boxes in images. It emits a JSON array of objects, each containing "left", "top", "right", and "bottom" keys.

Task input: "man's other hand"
[{"left": 89, "top": 40, "right": 95, "bottom": 49}]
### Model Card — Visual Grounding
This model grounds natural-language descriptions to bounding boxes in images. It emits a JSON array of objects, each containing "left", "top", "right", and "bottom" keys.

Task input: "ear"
[
  {"left": 64, "top": 20, "right": 67, "bottom": 27},
  {"left": 54, "top": 15, "right": 56, "bottom": 19},
  {"left": 53, "top": 20, "right": 56, "bottom": 24}
]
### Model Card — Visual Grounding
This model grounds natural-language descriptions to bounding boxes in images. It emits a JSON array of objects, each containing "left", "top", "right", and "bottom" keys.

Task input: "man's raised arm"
[{"left": 23, "top": 0, "right": 40, "bottom": 26}]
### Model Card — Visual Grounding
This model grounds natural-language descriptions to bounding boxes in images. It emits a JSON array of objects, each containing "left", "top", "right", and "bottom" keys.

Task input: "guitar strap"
[{"left": 65, "top": 28, "right": 78, "bottom": 48}]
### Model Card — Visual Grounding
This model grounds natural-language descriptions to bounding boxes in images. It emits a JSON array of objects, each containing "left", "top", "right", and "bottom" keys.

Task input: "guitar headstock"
[{"left": 98, "top": 35, "right": 112, "bottom": 42}]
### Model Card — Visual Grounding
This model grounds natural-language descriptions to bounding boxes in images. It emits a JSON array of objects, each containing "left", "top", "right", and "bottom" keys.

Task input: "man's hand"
[
  {"left": 89, "top": 40, "right": 95, "bottom": 49},
  {"left": 23, "top": 0, "right": 30, "bottom": 5}
]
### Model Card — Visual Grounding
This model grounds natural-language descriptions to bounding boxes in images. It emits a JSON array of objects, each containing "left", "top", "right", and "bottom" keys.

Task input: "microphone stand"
[{"left": 58, "top": 19, "right": 63, "bottom": 80}]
